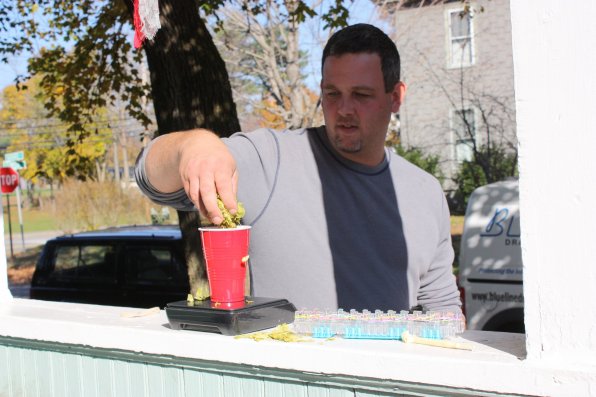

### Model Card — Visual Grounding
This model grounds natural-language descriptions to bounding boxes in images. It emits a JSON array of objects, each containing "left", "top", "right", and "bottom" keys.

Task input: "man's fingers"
[
  {"left": 232, "top": 170, "right": 238, "bottom": 197},
  {"left": 199, "top": 171, "right": 223, "bottom": 225},
  {"left": 215, "top": 169, "right": 237, "bottom": 215},
  {"left": 186, "top": 177, "right": 200, "bottom": 209}
]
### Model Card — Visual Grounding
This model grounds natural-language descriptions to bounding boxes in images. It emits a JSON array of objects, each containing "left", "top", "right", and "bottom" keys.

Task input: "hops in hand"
[{"left": 217, "top": 196, "right": 245, "bottom": 228}]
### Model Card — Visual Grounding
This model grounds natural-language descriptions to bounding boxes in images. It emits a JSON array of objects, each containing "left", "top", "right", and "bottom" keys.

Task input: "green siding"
[
  {"left": 128, "top": 361, "right": 149, "bottom": 396},
  {"left": 33, "top": 350, "right": 50, "bottom": 397},
  {"left": 80, "top": 355, "right": 99, "bottom": 397},
  {"left": 0, "top": 337, "right": 532, "bottom": 397}
]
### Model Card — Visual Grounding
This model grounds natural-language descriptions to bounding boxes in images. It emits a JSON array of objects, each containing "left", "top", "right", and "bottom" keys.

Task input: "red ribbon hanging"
[{"left": 133, "top": 0, "right": 145, "bottom": 49}]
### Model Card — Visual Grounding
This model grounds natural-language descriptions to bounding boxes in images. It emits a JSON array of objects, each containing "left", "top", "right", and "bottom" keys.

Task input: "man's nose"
[{"left": 337, "top": 97, "right": 355, "bottom": 116}]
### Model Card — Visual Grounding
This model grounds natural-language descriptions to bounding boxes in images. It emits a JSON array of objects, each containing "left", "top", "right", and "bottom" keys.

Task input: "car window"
[
  {"left": 124, "top": 245, "right": 186, "bottom": 285},
  {"left": 50, "top": 244, "right": 118, "bottom": 284}
]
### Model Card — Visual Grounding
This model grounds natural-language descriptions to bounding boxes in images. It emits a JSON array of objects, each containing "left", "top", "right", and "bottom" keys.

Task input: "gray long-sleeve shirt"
[{"left": 135, "top": 126, "right": 461, "bottom": 312}]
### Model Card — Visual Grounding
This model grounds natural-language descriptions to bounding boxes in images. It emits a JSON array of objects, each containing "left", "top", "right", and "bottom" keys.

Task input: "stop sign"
[{"left": 0, "top": 167, "right": 19, "bottom": 193}]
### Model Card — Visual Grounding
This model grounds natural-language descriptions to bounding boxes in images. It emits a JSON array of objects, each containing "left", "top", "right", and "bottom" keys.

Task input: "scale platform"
[{"left": 165, "top": 297, "right": 296, "bottom": 336}]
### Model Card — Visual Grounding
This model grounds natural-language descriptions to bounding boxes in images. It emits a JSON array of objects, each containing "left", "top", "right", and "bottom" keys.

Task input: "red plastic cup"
[{"left": 198, "top": 225, "right": 251, "bottom": 303}]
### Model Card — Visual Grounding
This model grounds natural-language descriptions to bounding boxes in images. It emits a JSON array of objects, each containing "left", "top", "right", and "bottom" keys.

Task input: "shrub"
[
  {"left": 392, "top": 144, "right": 444, "bottom": 183},
  {"left": 53, "top": 178, "right": 177, "bottom": 232},
  {"left": 451, "top": 145, "right": 518, "bottom": 214}
]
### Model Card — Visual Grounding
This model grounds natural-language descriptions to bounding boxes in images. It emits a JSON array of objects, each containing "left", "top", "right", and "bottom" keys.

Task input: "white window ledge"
[{"left": 2, "top": 298, "right": 596, "bottom": 395}]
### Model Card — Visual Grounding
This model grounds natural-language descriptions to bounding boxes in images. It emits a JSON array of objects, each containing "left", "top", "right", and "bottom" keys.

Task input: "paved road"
[
  {"left": 9, "top": 285, "right": 30, "bottom": 298},
  {"left": 4, "top": 230, "right": 64, "bottom": 255}
]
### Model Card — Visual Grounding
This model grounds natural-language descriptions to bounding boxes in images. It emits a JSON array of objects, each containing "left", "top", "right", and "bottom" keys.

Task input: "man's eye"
[
  {"left": 325, "top": 91, "right": 339, "bottom": 97},
  {"left": 355, "top": 92, "right": 371, "bottom": 98}
]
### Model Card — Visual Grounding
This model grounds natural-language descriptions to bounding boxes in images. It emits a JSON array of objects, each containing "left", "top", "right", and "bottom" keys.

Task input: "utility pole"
[{"left": 112, "top": 129, "right": 121, "bottom": 185}]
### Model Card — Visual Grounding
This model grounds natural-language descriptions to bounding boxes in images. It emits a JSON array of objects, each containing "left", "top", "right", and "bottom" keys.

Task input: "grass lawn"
[
  {"left": 1, "top": 191, "right": 56, "bottom": 232},
  {"left": 3, "top": 205, "right": 56, "bottom": 233},
  {"left": 450, "top": 215, "right": 464, "bottom": 235},
  {"left": 0, "top": 184, "right": 59, "bottom": 233}
]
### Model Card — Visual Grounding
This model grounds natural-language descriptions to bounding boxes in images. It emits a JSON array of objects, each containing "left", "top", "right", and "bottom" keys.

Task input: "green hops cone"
[{"left": 217, "top": 196, "right": 245, "bottom": 228}]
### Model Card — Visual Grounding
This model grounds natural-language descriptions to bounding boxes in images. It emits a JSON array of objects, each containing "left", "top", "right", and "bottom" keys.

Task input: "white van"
[{"left": 458, "top": 179, "right": 524, "bottom": 333}]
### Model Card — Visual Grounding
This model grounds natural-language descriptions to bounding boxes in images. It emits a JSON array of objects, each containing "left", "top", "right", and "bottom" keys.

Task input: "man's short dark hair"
[{"left": 322, "top": 24, "right": 401, "bottom": 93}]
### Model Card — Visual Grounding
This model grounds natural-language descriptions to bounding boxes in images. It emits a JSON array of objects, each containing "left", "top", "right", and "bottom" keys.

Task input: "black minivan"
[{"left": 30, "top": 225, "right": 190, "bottom": 308}]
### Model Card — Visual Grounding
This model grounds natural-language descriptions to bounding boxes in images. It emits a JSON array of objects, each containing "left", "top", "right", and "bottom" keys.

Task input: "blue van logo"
[{"left": 481, "top": 208, "right": 521, "bottom": 245}]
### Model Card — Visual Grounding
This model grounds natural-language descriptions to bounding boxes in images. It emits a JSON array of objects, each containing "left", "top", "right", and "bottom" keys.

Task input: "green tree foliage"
[
  {"left": 2, "top": 2, "right": 151, "bottom": 143},
  {"left": 452, "top": 145, "right": 518, "bottom": 213},
  {"left": 0, "top": 77, "right": 111, "bottom": 184},
  {"left": 392, "top": 144, "right": 444, "bottom": 183}
]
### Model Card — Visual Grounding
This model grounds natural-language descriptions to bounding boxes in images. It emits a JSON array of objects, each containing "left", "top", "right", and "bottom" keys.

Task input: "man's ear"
[{"left": 391, "top": 81, "right": 407, "bottom": 113}]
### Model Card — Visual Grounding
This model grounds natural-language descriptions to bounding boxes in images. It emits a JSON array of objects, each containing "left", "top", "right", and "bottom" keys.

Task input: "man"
[{"left": 135, "top": 24, "right": 461, "bottom": 312}]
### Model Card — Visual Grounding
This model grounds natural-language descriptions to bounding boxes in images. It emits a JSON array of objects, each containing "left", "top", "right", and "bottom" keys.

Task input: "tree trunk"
[
  {"left": 125, "top": 0, "right": 241, "bottom": 295},
  {"left": 284, "top": 1, "right": 304, "bottom": 128}
]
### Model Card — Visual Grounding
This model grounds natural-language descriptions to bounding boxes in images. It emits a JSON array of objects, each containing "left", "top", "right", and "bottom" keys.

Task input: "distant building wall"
[{"left": 392, "top": 0, "right": 517, "bottom": 190}]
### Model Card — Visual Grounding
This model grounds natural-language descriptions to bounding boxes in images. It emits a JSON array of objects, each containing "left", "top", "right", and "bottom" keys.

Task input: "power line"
[
  {"left": 0, "top": 114, "right": 142, "bottom": 125},
  {"left": 0, "top": 116, "right": 150, "bottom": 133},
  {"left": 0, "top": 123, "right": 144, "bottom": 139},
  {"left": 0, "top": 113, "right": 141, "bottom": 123},
  {"left": 0, "top": 129, "right": 148, "bottom": 151}
]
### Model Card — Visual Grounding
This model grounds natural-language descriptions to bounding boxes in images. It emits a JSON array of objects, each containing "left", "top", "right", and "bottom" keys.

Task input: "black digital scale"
[{"left": 165, "top": 297, "right": 296, "bottom": 336}]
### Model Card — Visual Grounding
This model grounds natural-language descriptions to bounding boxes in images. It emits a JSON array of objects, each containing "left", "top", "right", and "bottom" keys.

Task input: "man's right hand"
[{"left": 145, "top": 129, "right": 238, "bottom": 226}]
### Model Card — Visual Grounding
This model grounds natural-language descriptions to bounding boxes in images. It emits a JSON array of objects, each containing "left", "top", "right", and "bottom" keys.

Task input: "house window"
[
  {"left": 452, "top": 108, "right": 476, "bottom": 162},
  {"left": 448, "top": 9, "right": 474, "bottom": 67}
]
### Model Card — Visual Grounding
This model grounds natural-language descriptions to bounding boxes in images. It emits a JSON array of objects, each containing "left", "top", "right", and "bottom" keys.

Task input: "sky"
[
  {"left": 301, "top": 0, "right": 390, "bottom": 90},
  {"left": 0, "top": 55, "right": 29, "bottom": 90},
  {"left": 0, "top": 0, "right": 387, "bottom": 92}
]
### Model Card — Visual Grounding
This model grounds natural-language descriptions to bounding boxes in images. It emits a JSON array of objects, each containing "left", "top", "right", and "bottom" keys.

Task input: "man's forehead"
[
  {"left": 323, "top": 52, "right": 381, "bottom": 67},
  {"left": 321, "top": 82, "right": 375, "bottom": 91},
  {"left": 321, "top": 53, "right": 383, "bottom": 87}
]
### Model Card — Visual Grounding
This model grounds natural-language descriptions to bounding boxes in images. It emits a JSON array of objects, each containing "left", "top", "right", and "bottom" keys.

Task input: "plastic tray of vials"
[{"left": 293, "top": 309, "right": 465, "bottom": 340}]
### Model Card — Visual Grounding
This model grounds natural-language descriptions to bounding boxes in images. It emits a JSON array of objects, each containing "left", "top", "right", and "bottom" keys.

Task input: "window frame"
[
  {"left": 47, "top": 242, "right": 119, "bottom": 286},
  {"left": 121, "top": 242, "right": 188, "bottom": 287},
  {"left": 450, "top": 107, "right": 478, "bottom": 163},
  {"left": 446, "top": 8, "right": 476, "bottom": 68}
]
